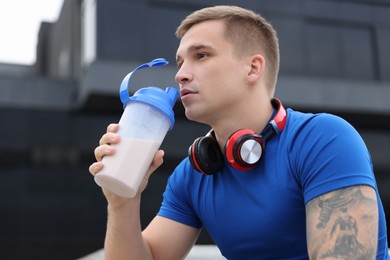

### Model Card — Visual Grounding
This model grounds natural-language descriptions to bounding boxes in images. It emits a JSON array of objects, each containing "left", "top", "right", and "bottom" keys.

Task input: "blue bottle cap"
[
  {"left": 130, "top": 87, "right": 179, "bottom": 129},
  {"left": 119, "top": 58, "right": 179, "bottom": 130}
]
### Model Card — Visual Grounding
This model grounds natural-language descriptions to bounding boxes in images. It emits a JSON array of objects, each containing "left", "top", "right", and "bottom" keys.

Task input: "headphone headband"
[{"left": 270, "top": 98, "right": 287, "bottom": 135}]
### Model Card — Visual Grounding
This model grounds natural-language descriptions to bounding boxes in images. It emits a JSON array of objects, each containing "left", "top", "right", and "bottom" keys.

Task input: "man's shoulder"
[{"left": 286, "top": 108, "right": 355, "bottom": 135}]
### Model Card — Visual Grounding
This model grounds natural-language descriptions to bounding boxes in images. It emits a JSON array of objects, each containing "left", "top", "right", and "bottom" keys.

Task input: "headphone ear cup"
[
  {"left": 225, "top": 129, "right": 264, "bottom": 171},
  {"left": 188, "top": 136, "right": 224, "bottom": 175}
]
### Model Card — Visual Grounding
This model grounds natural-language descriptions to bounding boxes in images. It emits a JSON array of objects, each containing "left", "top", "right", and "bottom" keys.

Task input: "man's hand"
[{"left": 89, "top": 123, "right": 164, "bottom": 207}]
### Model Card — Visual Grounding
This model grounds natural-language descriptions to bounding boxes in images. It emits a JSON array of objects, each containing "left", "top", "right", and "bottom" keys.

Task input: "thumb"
[
  {"left": 139, "top": 150, "right": 165, "bottom": 194},
  {"left": 148, "top": 149, "right": 165, "bottom": 176}
]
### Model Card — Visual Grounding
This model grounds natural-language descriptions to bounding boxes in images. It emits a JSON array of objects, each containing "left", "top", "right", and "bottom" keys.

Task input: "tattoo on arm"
[
  {"left": 316, "top": 187, "right": 363, "bottom": 229},
  {"left": 307, "top": 185, "right": 378, "bottom": 259}
]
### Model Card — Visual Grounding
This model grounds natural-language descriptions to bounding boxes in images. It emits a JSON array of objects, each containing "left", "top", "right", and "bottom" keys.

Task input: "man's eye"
[{"left": 197, "top": 53, "right": 208, "bottom": 59}]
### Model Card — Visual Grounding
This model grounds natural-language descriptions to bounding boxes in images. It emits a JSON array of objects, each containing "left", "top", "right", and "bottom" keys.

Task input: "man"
[{"left": 89, "top": 5, "right": 389, "bottom": 259}]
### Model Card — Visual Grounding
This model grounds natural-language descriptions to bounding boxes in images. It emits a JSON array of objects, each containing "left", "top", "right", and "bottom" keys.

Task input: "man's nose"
[{"left": 175, "top": 65, "right": 192, "bottom": 85}]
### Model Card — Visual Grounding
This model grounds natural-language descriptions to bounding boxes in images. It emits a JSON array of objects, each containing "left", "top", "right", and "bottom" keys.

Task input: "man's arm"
[
  {"left": 90, "top": 123, "right": 200, "bottom": 259},
  {"left": 105, "top": 197, "right": 200, "bottom": 260},
  {"left": 143, "top": 216, "right": 201, "bottom": 260},
  {"left": 104, "top": 195, "right": 153, "bottom": 260},
  {"left": 306, "top": 185, "right": 378, "bottom": 259}
]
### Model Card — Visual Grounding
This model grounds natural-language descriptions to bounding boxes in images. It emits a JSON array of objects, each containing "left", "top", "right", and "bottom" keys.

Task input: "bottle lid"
[
  {"left": 119, "top": 58, "right": 179, "bottom": 130},
  {"left": 130, "top": 87, "right": 178, "bottom": 129}
]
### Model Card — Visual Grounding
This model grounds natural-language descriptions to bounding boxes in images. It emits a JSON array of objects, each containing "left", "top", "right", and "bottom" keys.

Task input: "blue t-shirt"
[{"left": 158, "top": 109, "right": 389, "bottom": 259}]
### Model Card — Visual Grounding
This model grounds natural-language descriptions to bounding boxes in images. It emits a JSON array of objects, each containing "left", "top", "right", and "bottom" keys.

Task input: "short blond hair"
[{"left": 176, "top": 5, "right": 280, "bottom": 92}]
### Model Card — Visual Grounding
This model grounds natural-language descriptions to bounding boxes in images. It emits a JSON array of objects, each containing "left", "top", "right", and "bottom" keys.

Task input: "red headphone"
[{"left": 188, "top": 98, "right": 287, "bottom": 175}]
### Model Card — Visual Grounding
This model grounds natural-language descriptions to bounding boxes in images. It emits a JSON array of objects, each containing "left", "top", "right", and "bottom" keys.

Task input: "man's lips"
[{"left": 180, "top": 88, "right": 198, "bottom": 98}]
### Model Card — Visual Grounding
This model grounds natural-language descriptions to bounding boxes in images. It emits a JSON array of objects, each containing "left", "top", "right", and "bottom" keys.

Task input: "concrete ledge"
[{"left": 78, "top": 245, "right": 226, "bottom": 260}]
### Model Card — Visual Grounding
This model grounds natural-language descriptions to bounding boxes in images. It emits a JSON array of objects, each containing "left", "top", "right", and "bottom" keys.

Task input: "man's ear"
[{"left": 247, "top": 54, "right": 265, "bottom": 83}]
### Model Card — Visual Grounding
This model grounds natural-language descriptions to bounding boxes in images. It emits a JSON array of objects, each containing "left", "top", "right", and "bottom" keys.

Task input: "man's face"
[{"left": 175, "top": 20, "right": 250, "bottom": 125}]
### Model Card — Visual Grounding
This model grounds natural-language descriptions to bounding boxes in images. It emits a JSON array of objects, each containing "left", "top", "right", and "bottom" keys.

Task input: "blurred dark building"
[{"left": 0, "top": 0, "right": 389, "bottom": 259}]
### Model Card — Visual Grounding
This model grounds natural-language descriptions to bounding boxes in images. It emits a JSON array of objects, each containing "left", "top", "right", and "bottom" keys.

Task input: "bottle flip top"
[{"left": 119, "top": 58, "right": 179, "bottom": 130}]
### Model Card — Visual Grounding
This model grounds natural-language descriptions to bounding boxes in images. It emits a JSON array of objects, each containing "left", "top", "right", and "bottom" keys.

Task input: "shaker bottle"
[{"left": 94, "top": 58, "right": 179, "bottom": 198}]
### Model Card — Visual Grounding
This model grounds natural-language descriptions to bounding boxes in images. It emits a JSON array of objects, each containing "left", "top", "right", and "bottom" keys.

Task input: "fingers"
[
  {"left": 89, "top": 161, "right": 103, "bottom": 176},
  {"left": 89, "top": 123, "right": 120, "bottom": 177},
  {"left": 139, "top": 150, "right": 165, "bottom": 193},
  {"left": 96, "top": 123, "right": 120, "bottom": 160},
  {"left": 153, "top": 150, "right": 165, "bottom": 168},
  {"left": 94, "top": 144, "right": 116, "bottom": 161},
  {"left": 99, "top": 123, "right": 119, "bottom": 145},
  {"left": 99, "top": 132, "right": 120, "bottom": 146},
  {"left": 107, "top": 123, "right": 119, "bottom": 133},
  {"left": 89, "top": 146, "right": 114, "bottom": 177},
  {"left": 147, "top": 150, "right": 165, "bottom": 177}
]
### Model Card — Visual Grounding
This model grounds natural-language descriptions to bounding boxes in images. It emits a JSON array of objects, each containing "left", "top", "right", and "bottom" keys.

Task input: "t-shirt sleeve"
[
  {"left": 290, "top": 113, "right": 376, "bottom": 204},
  {"left": 157, "top": 159, "right": 203, "bottom": 229}
]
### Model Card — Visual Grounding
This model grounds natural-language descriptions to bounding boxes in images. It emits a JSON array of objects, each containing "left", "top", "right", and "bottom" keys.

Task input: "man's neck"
[{"left": 210, "top": 97, "right": 274, "bottom": 151}]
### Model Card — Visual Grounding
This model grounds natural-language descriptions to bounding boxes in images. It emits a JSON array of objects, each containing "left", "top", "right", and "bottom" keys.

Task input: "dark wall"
[{"left": 92, "top": 0, "right": 390, "bottom": 80}]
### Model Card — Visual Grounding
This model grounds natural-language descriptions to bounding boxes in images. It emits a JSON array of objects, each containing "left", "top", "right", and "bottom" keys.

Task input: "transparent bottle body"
[{"left": 94, "top": 102, "right": 171, "bottom": 198}]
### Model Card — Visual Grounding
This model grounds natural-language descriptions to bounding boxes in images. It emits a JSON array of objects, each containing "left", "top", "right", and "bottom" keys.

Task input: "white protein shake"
[{"left": 95, "top": 138, "right": 160, "bottom": 198}]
